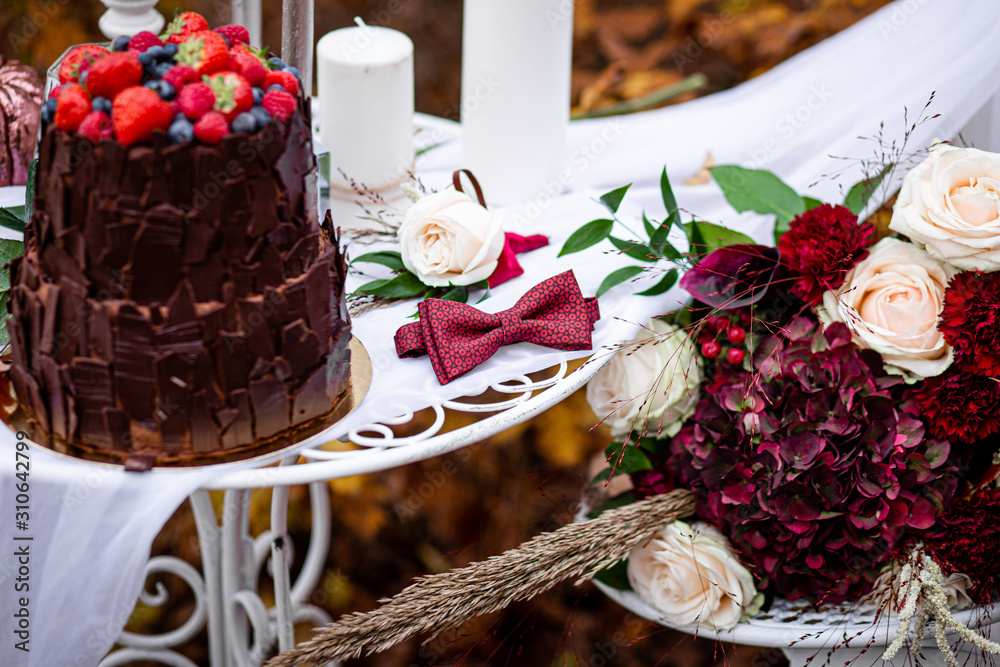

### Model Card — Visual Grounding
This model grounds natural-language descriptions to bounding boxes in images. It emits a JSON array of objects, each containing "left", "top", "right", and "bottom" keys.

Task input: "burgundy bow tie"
[{"left": 395, "top": 271, "right": 601, "bottom": 384}]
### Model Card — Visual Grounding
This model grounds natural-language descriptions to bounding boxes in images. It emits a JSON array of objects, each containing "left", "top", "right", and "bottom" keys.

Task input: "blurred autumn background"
[{"left": 1, "top": 0, "right": 892, "bottom": 665}]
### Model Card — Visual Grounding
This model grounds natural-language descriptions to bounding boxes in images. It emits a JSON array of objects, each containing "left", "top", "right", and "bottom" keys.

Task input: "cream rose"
[
  {"left": 628, "top": 521, "right": 763, "bottom": 632},
  {"left": 586, "top": 320, "right": 701, "bottom": 440},
  {"left": 398, "top": 189, "right": 505, "bottom": 287},
  {"left": 889, "top": 143, "right": 1000, "bottom": 271},
  {"left": 818, "top": 237, "right": 954, "bottom": 380}
]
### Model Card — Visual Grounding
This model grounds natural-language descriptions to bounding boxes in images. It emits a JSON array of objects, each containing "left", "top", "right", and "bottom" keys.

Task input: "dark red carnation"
[
  {"left": 777, "top": 204, "right": 874, "bottom": 305},
  {"left": 926, "top": 490, "right": 1000, "bottom": 604},
  {"left": 939, "top": 271, "right": 1000, "bottom": 376},
  {"left": 910, "top": 370, "right": 1000, "bottom": 445}
]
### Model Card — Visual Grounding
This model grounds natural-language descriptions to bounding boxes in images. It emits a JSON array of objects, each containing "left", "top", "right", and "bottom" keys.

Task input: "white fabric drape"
[{"left": 3, "top": 1, "right": 1000, "bottom": 664}]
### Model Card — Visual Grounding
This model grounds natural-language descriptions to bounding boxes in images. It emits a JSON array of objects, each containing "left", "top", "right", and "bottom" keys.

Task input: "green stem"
[{"left": 571, "top": 73, "right": 708, "bottom": 121}]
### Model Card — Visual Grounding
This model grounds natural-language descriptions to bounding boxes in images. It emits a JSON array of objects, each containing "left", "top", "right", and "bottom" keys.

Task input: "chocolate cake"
[{"left": 6, "top": 101, "right": 353, "bottom": 467}]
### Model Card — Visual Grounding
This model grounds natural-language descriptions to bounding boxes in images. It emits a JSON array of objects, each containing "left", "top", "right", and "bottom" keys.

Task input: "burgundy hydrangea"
[
  {"left": 777, "top": 204, "right": 874, "bottom": 305},
  {"left": 630, "top": 467, "right": 675, "bottom": 500},
  {"left": 910, "top": 370, "right": 1000, "bottom": 445},
  {"left": 670, "top": 316, "right": 959, "bottom": 604},
  {"left": 925, "top": 490, "right": 1000, "bottom": 605},
  {"left": 939, "top": 271, "right": 1000, "bottom": 376}
]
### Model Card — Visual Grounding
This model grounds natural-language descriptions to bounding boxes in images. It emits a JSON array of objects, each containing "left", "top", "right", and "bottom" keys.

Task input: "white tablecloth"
[{"left": 4, "top": 1, "right": 1000, "bottom": 664}]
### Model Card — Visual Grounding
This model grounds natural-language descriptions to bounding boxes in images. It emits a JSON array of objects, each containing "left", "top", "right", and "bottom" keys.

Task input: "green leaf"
[
  {"left": 649, "top": 215, "right": 683, "bottom": 261},
  {"left": 25, "top": 158, "right": 36, "bottom": 221},
  {"left": 636, "top": 268, "right": 678, "bottom": 297},
  {"left": 0, "top": 207, "right": 25, "bottom": 233},
  {"left": 642, "top": 212, "right": 657, "bottom": 238},
  {"left": 843, "top": 166, "right": 890, "bottom": 216},
  {"left": 592, "top": 558, "right": 632, "bottom": 591},
  {"left": 596, "top": 266, "right": 644, "bottom": 297},
  {"left": 660, "top": 166, "right": 678, "bottom": 216},
  {"left": 558, "top": 218, "right": 614, "bottom": 257},
  {"left": 357, "top": 272, "right": 427, "bottom": 298},
  {"left": 351, "top": 251, "right": 404, "bottom": 272},
  {"left": 608, "top": 236, "right": 657, "bottom": 263},
  {"left": 0, "top": 239, "right": 24, "bottom": 289},
  {"left": 772, "top": 218, "right": 791, "bottom": 245},
  {"left": 803, "top": 196, "right": 824, "bottom": 211},
  {"left": 684, "top": 221, "right": 755, "bottom": 251},
  {"left": 599, "top": 183, "right": 631, "bottom": 214},
  {"left": 439, "top": 286, "right": 469, "bottom": 303},
  {"left": 710, "top": 165, "right": 805, "bottom": 224},
  {"left": 589, "top": 467, "right": 614, "bottom": 486},
  {"left": 605, "top": 441, "right": 652, "bottom": 474}
]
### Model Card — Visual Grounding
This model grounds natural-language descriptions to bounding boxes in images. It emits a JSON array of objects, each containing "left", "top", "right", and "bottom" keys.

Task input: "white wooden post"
[
  {"left": 98, "top": 0, "right": 165, "bottom": 39},
  {"left": 281, "top": 0, "right": 314, "bottom": 95},
  {"left": 230, "top": 0, "right": 262, "bottom": 48}
]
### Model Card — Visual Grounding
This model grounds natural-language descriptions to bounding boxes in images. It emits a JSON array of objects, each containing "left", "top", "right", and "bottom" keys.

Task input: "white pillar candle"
[
  {"left": 316, "top": 21, "right": 414, "bottom": 221},
  {"left": 461, "top": 0, "right": 574, "bottom": 206}
]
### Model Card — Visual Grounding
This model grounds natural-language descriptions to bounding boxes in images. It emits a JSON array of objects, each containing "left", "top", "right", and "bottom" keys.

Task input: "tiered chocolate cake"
[{"left": 7, "top": 84, "right": 351, "bottom": 467}]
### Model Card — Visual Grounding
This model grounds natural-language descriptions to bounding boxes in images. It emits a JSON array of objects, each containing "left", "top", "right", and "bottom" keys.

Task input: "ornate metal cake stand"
[
  {"left": 97, "top": 348, "right": 615, "bottom": 667},
  {"left": 595, "top": 582, "right": 1000, "bottom": 667}
]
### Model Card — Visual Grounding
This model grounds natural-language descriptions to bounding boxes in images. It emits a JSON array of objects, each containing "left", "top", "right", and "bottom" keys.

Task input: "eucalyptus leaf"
[
  {"left": 558, "top": 218, "right": 614, "bottom": 257},
  {"left": 636, "top": 268, "right": 678, "bottom": 297},
  {"left": 660, "top": 166, "right": 677, "bottom": 216},
  {"left": 599, "top": 183, "right": 631, "bottom": 214},
  {"left": 596, "top": 266, "right": 644, "bottom": 297},
  {"left": 351, "top": 250, "right": 404, "bottom": 272},
  {"left": 358, "top": 271, "right": 427, "bottom": 298},
  {"left": 609, "top": 236, "right": 657, "bottom": 262},
  {"left": 843, "top": 166, "right": 890, "bottom": 215},
  {"left": 710, "top": 165, "right": 805, "bottom": 224}
]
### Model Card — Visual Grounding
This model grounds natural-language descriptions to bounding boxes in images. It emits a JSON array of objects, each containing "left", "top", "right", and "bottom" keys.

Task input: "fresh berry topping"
[
  {"left": 701, "top": 340, "right": 721, "bottom": 359},
  {"left": 249, "top": 105, "right": 271, "bottom": 128},
  {"left": 176, "top": 31, "right": 232, "bottom": 75},
  {"left": 168, "top": 117, "right": 194, "bottom": 144},
  {"left": 161, "top": 64, "right": 199, "bottom": 89},
  {"left": 126, "top": 31, "right": 163, "bottom": 54},
  {"left": 54, "top": 83, "right": 91, "bottom": 132},
  {"left": 112, "top": 85, "right": 173, "bottom": 145},
  {"left": 205, "top": 71, "right": 253, "bottom": 121},
  {"left": 145, "top": 80, "right": 176, "bottom": 101},
  {"left": 230, "top": 111, "right": 257, "bottom": 134},
  {"left": 91, "top": 96, "right": 112, "bottom": 114},
  {"left": 78, "top": 111, "right": 113, "bottom": 142},
  {"left": 40, "top": 99, "right": 57, "bottom": 124},
  {"left": 267, "top": 56, "right": 285, "bottom": 69},
  {"left": 726, "top": 348, "right": 745, "bottom": 365},
  {"left": 48, "top": 84, "right": 64, "bottom": 99},
  {"left": 215, "top": 24, "right": 250, "bottom": 47},
  {"left": 727, "top": 326, "right": 746, "bottom": 344},
  {"left": 176, "top": 82, "right": 215, "bottom": 120},
  {"left": 252, "top": 86, "right": 264, "bottom": 105},
  {"left": 161, "top": 11, "right": 210, "bottom": 45},
  {"left": 230, "top": 46, "right": 268, "bottom": 87},
  {"left": 86, "top": 52, "right": 143, "bottom": 100},
  {"left": 284, "top": 66, "right": 299, "bottom": 78},
  {"left": 138, "top": 51, "right": 156, "bottom": 68},
  {"left": 58, "top": 44, "right": 108, "bottom": 85},
  {"left": 164, "top": 43, "right": 179, "bottom": 59},
  {"left": 193, "top": 111, "right": 228, "bottom": 144},
  {"left": 264, "top": 69, "right": 299, "bottom": 96},
  {"left": 111, "top": 35, "right": 131, "bottom": 52},
  {"left": 261, "top": 89, "right": 295, "bottom": 122},
  {"left": 146, "top": 45, "right": 170, "bottom": 62},
  {"left": 153, "top": 62, "right": 173, "bottom": 79},
  {"left": 266, "top": 84, "right": 283, "bottom": 94}
]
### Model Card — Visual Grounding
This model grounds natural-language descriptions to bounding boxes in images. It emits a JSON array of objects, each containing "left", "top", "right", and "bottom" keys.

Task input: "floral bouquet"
[
  {"left": 577, "top": 141, "right": 1000, "bottom": 660},
  {"left": 264, "top": 143, "right": 1000, "bottom": 667}
]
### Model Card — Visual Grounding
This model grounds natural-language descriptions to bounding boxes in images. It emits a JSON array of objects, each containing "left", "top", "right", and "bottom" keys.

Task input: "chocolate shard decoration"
[{"left": 9, "top": 99, "right": 353, "bottom": 465}]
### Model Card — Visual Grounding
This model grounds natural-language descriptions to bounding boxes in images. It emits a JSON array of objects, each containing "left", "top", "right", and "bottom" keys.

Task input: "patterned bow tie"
[{"left": 395, "top": 271, "right": 601, "bottom": 384}]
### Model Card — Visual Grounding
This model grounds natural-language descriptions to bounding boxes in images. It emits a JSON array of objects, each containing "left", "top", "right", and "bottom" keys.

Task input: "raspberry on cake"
[{"left": 8, "top": 14, "right": 353, "bottom": 467}]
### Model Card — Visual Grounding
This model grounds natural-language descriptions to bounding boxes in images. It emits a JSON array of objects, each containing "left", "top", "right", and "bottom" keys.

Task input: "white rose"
[
  {"left": 398, "top": 189, "right": 505, "bottom": 287},
  {"left": 628, "top": 520, "right": 763, "bottom": 632},
  {"left": 586, "top": 320, "right": 701, "bottom": 441},
  {"left": 818, "top": 237, "right": 955, "bottom": 380},
  {"left": 863, "top": 561, "right": 972, "bottom": 614},
  {"left": 889, "top": 143, "right": 1000, "bottom": 271}
]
